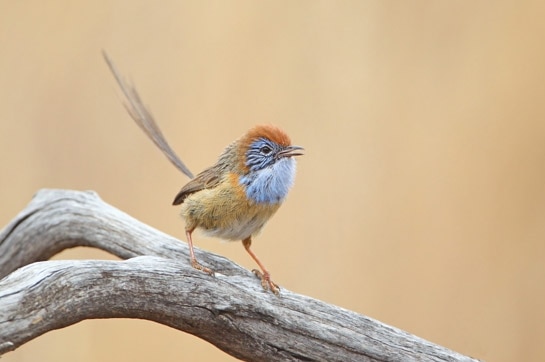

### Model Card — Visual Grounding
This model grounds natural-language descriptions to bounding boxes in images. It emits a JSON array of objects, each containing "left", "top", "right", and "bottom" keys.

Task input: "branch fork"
[{"left": 0, "top": 189, "right": 478, "bottom": 361}]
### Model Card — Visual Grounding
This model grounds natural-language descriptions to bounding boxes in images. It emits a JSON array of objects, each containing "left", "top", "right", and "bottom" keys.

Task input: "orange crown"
[{"left": 240, "top": 124, "right": 291, "bottom": 148}]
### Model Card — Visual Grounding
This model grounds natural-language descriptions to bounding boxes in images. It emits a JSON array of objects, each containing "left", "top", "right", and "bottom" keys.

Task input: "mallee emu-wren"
[{"left": 104, "top": 53, "right": 303, "bottom": 294}]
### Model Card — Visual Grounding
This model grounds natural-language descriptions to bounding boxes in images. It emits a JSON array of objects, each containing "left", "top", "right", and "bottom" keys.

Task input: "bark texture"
[{"left": 0, "top": 189, "right": 478, "bottom": 362}]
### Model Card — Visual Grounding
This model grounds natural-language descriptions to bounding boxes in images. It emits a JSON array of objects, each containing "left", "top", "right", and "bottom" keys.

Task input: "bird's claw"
[
  {"left": 191, "top": 259, "right": 215, "bottom": 276},
  {"left": 252, "top": 269, "right": 280, "bottom": 295}
]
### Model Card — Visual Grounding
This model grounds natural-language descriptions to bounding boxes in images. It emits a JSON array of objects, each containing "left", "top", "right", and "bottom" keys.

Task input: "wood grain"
[{"left": 0, "top": 189, "right": 478, "bottom": 362}]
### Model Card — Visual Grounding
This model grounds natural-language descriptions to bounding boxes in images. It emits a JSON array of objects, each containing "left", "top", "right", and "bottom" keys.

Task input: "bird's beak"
[{"left": 278, "top": 145, "right": 304, "bottom": 158}]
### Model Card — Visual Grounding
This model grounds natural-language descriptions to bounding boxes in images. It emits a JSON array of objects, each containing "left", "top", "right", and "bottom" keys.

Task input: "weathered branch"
[{"left": 0, "top": 189, "right": 477, "bottom": 361}]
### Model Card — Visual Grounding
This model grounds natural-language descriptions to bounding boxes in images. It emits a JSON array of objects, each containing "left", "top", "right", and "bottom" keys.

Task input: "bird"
[{"left": 103, "top": 52, "right": 303, "bottom": 294}]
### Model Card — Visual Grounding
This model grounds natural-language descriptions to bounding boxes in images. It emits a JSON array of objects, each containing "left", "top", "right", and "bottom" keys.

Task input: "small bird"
[{"left": 103, "top": 53, "right": 303, "bottom": 294}]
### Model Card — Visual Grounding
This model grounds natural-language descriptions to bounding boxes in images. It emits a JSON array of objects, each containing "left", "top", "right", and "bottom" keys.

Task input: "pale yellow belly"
[{"left": 180, "top": 178, "right": 281, "bottom": 241}]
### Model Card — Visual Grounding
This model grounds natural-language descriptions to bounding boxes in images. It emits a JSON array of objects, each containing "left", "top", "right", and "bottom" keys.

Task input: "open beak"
[{"left": 278, "top": 145, "right": 304, "bottom": 158}]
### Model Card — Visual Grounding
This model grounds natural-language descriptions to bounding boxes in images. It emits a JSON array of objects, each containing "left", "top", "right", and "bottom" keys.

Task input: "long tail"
[{"left": 103, "top": 51, "right": 194, "bottom": 179}]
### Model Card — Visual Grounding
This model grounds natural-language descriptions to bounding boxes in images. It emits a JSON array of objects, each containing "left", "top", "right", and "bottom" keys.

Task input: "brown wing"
[
  {"left": 173, "top": 140, "right": 239, "bottom": 205},
  {"left": 172, "top": 165, "right": 223, "bottom": 205}
]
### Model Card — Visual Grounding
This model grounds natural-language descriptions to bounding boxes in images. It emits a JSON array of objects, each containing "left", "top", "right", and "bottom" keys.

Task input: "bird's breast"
[
  {"left": 239, "top": 157, "right": 297, "bottom": 204},
  {"left": 180, "top": 173, "right": 282, "bottom": 240}
]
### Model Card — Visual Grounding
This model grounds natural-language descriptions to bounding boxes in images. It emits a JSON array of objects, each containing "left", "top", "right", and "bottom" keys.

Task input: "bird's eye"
[{"left": 260, "top": 145, "right": 272, "bottom": 155}]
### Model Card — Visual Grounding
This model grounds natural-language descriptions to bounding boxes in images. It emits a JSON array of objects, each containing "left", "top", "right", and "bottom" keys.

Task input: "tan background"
[{"left": 1, "top": 1, "right": 544, "bottom": 361}]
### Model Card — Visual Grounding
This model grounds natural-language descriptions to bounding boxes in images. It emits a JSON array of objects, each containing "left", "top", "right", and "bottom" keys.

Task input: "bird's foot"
[
  {"left": 252, "top": 269, "right": 280, "bottom": 295},
  {"left": 191, "top": 259, "right": 215, "bottom": 276}
]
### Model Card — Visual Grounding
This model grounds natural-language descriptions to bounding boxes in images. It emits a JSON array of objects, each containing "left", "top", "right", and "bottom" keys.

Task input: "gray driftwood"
[{"left": 0, "top": 189, "right": 478, "bottom": 361}]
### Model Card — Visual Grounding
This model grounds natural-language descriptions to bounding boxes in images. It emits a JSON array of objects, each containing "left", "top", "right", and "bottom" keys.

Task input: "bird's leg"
[
  {"left": 242, "top": 237, "right": 279, "bottom": 295},
  {"left": 186, "top": 228, "right": 214, "bottom": 276}
]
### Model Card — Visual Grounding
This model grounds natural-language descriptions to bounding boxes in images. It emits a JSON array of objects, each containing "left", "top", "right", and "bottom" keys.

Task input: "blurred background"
[{"left": 1, "top": 1, "right": 544, "bottom": 361}]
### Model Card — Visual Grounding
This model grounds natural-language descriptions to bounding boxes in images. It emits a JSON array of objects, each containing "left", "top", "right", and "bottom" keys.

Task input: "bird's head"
[{"left": 237, "top": 125, "right": 303, "bottom": 204}]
